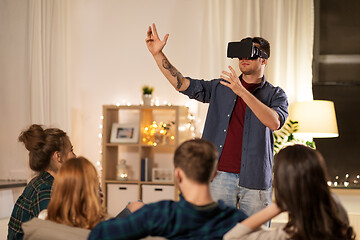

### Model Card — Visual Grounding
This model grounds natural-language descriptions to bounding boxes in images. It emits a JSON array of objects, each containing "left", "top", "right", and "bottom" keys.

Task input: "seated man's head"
[{"left": 174, "top": 138, "right": 218, "bottom": 185}]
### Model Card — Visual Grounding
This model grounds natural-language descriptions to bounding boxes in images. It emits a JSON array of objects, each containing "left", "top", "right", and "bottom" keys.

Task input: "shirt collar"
[{"left": 239, "top": 74, "right": 267, "bottom": 89}]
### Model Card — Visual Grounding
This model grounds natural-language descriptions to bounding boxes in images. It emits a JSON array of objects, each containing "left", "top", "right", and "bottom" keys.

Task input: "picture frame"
[
  {"left": 152, "top": 168, "right": 174, "bottom": 182},
  {"left": 110, "top": 123, "right": 139, "bottom": 143}
]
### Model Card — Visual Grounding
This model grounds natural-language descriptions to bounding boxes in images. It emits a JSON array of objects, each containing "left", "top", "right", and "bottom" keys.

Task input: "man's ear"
[
  {"left": 174, "top": 168, "right": 183, "bottom": 184},
  {"left": 262, "top": 58, "right": 268, "bottom": 65}
]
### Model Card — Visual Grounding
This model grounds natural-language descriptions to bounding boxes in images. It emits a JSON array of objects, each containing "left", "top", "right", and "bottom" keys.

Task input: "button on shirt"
[{"left": 180, "top": 75, "right": 288, "bottom": 190}]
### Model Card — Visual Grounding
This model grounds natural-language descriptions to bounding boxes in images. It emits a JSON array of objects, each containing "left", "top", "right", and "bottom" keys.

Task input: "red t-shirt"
[{"left": 217, "top": 79, "right": 260, "bottom": 173}]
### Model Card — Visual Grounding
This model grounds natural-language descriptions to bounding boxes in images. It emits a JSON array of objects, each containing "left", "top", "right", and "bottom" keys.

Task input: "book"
[{"left": 141, "top": 158, "right": 149, "bottom": 181}]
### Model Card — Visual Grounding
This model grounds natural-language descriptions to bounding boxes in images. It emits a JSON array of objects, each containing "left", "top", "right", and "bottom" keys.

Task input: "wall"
[
  {"left": 0, "top": 0, "right": 30, "bottom": 180},
  {"left": 0, "top": 0, "right": 207, "bottom": 178},
  {"left": 69, "top": 0, "right": 207, "bottom": 164}
]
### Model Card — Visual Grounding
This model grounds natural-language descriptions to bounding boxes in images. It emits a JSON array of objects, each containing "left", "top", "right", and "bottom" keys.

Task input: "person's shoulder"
[
  {"left": 32, "top": 172, "right": 54, "bottom": 191},
  {"left": 22, "top": 173, "right": 53, "bottom": 203},
  {"left": 143, "top": 200, "right": 177, "bottom": 211},
  {"left": 224, "top": 223, "right": 288, "bottom": 240},
  {"left": 262, "top": 80, "right": 283, "bottom": 90},
  {"left": 22, "top": 218, "right": 90, "bottom": 240}
]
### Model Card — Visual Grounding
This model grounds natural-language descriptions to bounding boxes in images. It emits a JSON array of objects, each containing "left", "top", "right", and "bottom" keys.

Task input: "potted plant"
[
  {"left": 273, "top": 119, "right": 315, "bottom": 154},
  {"left": 142, "top": 85, "right": 154, "bottom": 106}
]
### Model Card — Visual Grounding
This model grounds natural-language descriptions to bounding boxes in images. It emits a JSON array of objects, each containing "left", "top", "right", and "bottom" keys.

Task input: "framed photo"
[
  {"left": 110, "top": 123, "right": 139, "bottom": 143},
  {"left": 152, "top": 168, "right": 174, "bottom": 182}
]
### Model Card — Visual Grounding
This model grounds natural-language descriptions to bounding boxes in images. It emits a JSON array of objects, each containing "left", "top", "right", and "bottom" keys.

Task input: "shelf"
[
  {"left": 140, "top": 144, "right": 177, "bottom": 148},
  {"left": 104, "top": 180, "right": 175, "bottom": 185},
  {"left": 105, "top": 143, "right": 140, "bottom": 147},
  {"left": 140, "top": 181, "right": 174, "bottom": 185},
  {"left": 102, "top": 104, "right": 190, "bottom": 211},
  {"left": 105, "top": 180, "right": 139, "bottom": 184}
]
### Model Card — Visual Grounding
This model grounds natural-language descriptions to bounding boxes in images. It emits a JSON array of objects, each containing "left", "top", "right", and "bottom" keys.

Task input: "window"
[{"left": 313, "top": 0, "right": 360, "bottom": 186}]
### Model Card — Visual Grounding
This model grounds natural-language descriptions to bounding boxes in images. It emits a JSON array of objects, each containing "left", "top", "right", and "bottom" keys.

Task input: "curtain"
[
  {"left": 193, "top": 0, "right": 314, "bottom": 131},
  {"left": 200, "top": 0, "right": 314, "bottom": 102},
  {"left": 27, "top": 0, "right": 70, "bottom": 131}
]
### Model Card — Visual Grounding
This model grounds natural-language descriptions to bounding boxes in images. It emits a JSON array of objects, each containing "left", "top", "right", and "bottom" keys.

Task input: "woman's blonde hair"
[{"left": 47, "top": 157, "right": 106, "bottom": 229}]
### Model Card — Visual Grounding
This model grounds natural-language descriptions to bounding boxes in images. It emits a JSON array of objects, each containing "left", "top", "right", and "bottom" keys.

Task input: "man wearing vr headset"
[{"left": 146, "top": 23, "right": 288, "bottom": 224}]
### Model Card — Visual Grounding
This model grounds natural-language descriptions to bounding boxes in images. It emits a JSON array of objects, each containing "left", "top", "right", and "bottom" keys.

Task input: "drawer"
[
  {"left": 107, "top": 183, "right": 138, "bottom": 217},
  {"left": 142, "top": 185, "right": 175, "bottom": 204}
]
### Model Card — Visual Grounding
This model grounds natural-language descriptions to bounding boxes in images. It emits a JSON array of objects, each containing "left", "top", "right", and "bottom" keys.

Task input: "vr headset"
[{"left": 227, "top": 39, "right": 268, "bottom": 60}]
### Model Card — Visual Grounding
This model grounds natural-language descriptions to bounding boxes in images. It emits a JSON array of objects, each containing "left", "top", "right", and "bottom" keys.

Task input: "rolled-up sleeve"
[{"left": 269, "top": 87, "right": 288, "bottom": 129}]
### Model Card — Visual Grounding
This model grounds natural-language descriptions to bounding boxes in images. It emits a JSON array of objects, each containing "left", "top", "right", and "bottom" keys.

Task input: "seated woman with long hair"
[
  {"left": 22, "top": 157, "right": 107, "bottom": 240},
  {"left": 45, "top": 156, "right": 107, "bottom": 229},
  {"left": 224, "top": 144, "right": 356, "bottom": 240}
]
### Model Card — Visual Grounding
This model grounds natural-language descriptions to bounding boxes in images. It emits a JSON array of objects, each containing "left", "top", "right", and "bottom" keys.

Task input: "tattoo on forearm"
[{"left": 162, "top": 58, "right": 184, "bottom": 90}]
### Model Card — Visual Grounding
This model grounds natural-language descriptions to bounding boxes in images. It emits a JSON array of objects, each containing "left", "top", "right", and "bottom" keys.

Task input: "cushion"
[{"left": 22, "top": 218, "right": 90, "bottom": 240}]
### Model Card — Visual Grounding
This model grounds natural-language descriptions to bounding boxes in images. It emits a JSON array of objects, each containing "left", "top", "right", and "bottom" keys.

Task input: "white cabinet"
[
  {"left": 107, "top": 183, "right": 138, "bottom": 217},
  {"left": 142, "top": 185, "right": 175, "bottom": 204}
]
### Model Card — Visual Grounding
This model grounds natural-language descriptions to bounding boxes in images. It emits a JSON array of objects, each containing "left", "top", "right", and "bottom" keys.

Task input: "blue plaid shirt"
[
  {"left": 89, "top": 195, "right": 247, "bottom": 240},
  {"left": 8, "top": 171, "right": 54, "bottom": 240},
  {"left": 181, "top": 76, "right": 288, "bottom": 190}
]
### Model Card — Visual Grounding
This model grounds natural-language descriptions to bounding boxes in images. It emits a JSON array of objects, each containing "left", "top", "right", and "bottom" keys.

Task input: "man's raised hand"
[{"left": 145, "top": 23, "right": 169, "bottom": 56}]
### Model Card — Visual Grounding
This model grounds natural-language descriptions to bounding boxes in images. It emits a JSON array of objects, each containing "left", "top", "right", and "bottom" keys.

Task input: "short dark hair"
[
  {"left": 241, "top": 36, "right": 270, "bottom": 58},
  {"left": 174, "top": 138, "right": 218, "bottom": 184}
]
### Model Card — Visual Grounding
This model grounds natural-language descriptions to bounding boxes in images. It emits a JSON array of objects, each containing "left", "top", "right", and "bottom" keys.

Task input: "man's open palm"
[{"left": 146, "top": 23, "right": 169, "bottom": 56}]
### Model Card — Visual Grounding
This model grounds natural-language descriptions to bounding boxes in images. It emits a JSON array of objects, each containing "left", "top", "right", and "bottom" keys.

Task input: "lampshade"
[{"left": 289, "top": 100, "right": 339, "bottom": 138}]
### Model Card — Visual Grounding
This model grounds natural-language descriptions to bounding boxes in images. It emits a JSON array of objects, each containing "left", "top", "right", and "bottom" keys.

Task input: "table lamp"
[{"left": 289, "top": 100, "right": 339, "bottom": 138}]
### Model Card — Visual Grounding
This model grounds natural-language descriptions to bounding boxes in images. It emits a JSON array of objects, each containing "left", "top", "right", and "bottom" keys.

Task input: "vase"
[{"left": 142, "top": 94, "right": 152, "bottom": 106}]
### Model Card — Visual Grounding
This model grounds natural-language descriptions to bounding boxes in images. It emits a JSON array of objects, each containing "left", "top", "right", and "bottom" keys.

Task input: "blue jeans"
[{"left": 210, "top": 171, "right": 272, "bottom": 227}]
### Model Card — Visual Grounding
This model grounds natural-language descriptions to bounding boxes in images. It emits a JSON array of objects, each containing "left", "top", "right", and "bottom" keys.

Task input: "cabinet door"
[
  {"left": 142, "top": 185, "right": 175, "bottom": 204},
  {"left": 107, "top": 183, "right": 138, "bottom": 217}
]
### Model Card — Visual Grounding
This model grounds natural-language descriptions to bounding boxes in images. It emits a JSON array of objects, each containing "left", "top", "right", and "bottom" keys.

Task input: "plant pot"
[{"left": 142, "top": 94, "right": 152, "bottom": 106}]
